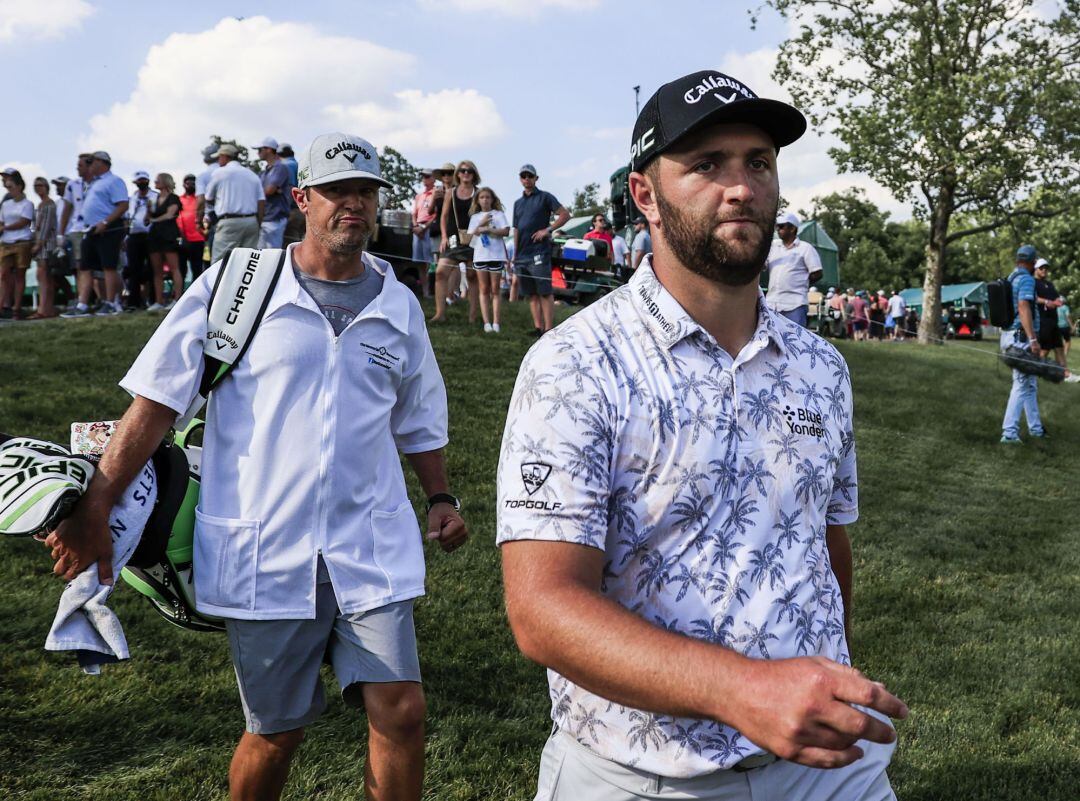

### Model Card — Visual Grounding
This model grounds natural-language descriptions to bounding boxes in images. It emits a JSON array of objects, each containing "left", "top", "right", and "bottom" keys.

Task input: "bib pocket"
[
  {"left": 370, "top": 501, "right": 425, "bottom": 595},
  {"left": 193, "top": 509, "right": 260, "bottom": 611}
]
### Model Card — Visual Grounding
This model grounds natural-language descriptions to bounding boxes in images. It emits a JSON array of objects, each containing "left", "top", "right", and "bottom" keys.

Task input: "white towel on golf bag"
[{"left": 45, "top": 459, "right": 157, "bottom": 674}]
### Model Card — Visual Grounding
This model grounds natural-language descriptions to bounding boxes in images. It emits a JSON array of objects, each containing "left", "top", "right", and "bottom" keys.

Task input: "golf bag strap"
[{"left": 176, "top": 247, "right": 287, "bottom": 429}]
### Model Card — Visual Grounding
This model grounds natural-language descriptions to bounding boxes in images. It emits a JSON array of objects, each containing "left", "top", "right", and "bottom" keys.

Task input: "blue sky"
[{"left": 0, "top": 0, "right": 905, "bottom": 217}]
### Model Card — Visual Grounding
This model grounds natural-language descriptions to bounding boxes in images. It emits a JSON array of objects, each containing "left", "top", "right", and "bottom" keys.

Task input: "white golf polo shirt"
[
  {"left": 765, "top": 237, "right": 822, "bottom": 312},
  {"left": 497, "top": 257, "right": 858, "bottom": 778},
  {"left": 121, "top": 246, "right": 448, "bottom": 620}
]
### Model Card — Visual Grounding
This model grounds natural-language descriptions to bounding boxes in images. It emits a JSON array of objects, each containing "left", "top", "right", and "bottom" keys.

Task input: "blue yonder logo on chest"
[{"left": 783, "top": 404, "right": 825, "bottom": 438}]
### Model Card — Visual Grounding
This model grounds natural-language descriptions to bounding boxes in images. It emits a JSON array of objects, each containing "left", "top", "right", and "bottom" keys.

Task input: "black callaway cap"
[{"left": 630, "top": 70, "right": 807, "bottom": 173}]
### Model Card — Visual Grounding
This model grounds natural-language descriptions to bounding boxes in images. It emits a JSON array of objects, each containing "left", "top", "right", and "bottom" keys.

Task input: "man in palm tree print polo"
[{"left": 497, "top": 70, "right": 908, "bottom": 801}]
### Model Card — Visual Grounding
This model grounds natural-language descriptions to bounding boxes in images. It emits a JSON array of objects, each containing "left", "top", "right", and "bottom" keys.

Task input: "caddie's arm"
[
  {"left": 502, "top": 540, "right": 907, "bottom": 770},
  {"left": 45, "top": 396, "right": 177, "bottom": 585},
  {"left": 404, "top": 450, "right": 467, "bottom": 553},
  {"left": 256, "top": 198, "right": 266, "bottom": 227}
]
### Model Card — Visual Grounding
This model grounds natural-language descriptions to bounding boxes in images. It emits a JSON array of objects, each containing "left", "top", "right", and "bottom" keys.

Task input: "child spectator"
[{"left": 466, "top": 187, "right": 510, "bottom": 333}]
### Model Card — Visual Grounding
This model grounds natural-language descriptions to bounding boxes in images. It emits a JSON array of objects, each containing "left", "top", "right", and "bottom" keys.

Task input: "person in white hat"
[
  {"left": 48, "top": 132, "right": 468, "bottom": 801},
  {"left": 204, "top": 143, "right": 265, "bottom": 261},
  {"left": 764, "top": 210, "right": 823, "bottom": 328}
]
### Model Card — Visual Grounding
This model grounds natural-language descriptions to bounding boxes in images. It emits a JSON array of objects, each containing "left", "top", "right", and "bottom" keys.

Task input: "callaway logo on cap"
[
  {"left": 297, "top": 132, "right": 394, "bottom": 190},
  {"left": 630, "top": 70, "right": 807, "bottom": 172}
]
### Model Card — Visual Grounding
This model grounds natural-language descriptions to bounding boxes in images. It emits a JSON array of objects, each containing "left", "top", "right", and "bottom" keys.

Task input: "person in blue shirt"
[
  {"left": 1000, "top": 244, "right": 1046, "bottom": 443},
  {"left": 61, "top": 151, "right": 129, "bottom": 317}
]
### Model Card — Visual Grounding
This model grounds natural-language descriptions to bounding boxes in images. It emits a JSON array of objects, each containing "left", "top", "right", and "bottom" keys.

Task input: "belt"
[
  {"left": 731, "top": 753, "right": 779, "bottom": 772},
  {"left": 218, "top": 213, "right": 256, "bottom": 220}
]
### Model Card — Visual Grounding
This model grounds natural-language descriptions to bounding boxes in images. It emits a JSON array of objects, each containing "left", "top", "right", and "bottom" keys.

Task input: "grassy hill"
[{"left": 1, "top": 303, "right": 1077, "bottom": 800}]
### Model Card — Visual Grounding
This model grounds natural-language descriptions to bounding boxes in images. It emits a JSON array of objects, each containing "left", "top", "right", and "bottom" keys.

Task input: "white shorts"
[{"left": 534, "top": 720, "right": 896, "bottom": 801}]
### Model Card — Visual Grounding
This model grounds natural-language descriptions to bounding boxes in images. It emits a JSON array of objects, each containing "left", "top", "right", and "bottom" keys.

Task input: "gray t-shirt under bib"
[{"left": 295, "top": 265, "right": 385, "bottom": 336}]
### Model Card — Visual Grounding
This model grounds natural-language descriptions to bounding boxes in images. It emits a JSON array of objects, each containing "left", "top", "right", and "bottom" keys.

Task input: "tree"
[
  {"left": 378, "top": 146, "right": 419, "bottom": 211},
  {"left": 801, "top": 187, "right": 926, "bottom": 291},
  {"left": 763, "top": 0, "right": 1080, "bottom": 342},
  {"left": 948, "top": 185, "right": 1080, "bottom": 301},
  {"left": 570, "top": 182, "right": 611, "bottom": 218}
]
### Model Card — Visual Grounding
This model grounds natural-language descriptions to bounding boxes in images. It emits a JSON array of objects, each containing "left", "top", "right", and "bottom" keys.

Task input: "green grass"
[{"left": 1, "top": 305, "right": 1078, "bottom": 800}]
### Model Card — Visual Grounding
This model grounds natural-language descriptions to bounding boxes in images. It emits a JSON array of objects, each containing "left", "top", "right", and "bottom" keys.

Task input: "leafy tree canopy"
[
  {"left": 570, "top": 182, "right": 611, "bottom": 219},
  {"left": 379, "top": 146, "right": 420, "bottom": 211},
  {"left": 761, "top": 0, "right": 1079, "bottom": 340}
]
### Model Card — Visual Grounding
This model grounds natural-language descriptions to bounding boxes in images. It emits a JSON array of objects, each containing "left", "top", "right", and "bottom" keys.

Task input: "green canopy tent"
[
  {"left": 900, "top": 282, "right": 988, "bottom": 313},
  {"left": 798, "top": 220, "right": 840, "bottom": 290},
  {"left": 554, "top": 216, "right": 595, "bottom": 239},
  {"left": 900, "top": 282, "right": 989, "bottom": 339}
]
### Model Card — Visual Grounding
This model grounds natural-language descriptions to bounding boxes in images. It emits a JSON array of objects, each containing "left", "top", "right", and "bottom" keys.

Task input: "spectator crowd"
[{"left": 0, "top": 138, "right": 299, "bottom": 320}]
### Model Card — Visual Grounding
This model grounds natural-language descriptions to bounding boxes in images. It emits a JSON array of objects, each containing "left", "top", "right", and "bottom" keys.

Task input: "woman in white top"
[
  {"left": 466, "top": 187, "right": 511, "bottom": 333},
  {"left": 0, "top": 169, "right": 36, "bottom": 320}
]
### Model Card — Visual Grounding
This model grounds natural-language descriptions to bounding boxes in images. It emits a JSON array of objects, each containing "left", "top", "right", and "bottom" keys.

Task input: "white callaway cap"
[
  {"left": 777, "top": 211, "right": 800, "bottom": 228},
  {"left": 297, "top": 132, "right": 393, "bottom": 190}
]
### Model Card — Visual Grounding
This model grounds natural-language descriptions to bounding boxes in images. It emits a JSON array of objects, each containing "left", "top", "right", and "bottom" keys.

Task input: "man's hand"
[
  {"left": 92, "top": 221, "right": 107, "bottom": 235},
  {"left": 1029, "top": 340, "right": 1043, "bottom": 358},
  {"left": 43, "top": 496, "right": 114, "bottom": 585},
  {"left": 531, "top": 227, "right": 550, "bottom": 243},
  {"left": 425, "top": 503, "right": 467, "bottom": 552},
  {"left": 723, "top": 656, "right": 907, "bottom": 770}
]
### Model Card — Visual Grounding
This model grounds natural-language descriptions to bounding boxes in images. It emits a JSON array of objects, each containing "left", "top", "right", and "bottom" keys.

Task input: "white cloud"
[
  {"left": 0, "top": 0, "right": 94, "bottom": 42},
  {"left": 77, "top": 16, "right": 506, "bottom": 181},
  {"left": 324, "top": 89, "right": 506, "bottom": 151},
  {"left": 419, "top": 0, "right": 602, "bottom": 17}
]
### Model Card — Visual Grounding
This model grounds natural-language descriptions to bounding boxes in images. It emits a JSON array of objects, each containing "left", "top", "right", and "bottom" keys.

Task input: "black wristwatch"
[{"left": 426, "top": 493, "right": 461, "bottom": 512}]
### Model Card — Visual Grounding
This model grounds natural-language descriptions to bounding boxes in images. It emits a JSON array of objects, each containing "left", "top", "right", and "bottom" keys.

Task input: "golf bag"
[
  {"left": 999, "top": 331, "right": 1066, "bottom": 383},
  {"left": 118, "top": 420, "right": 225, "bottom": 632},
  {"left": 0, "top": 249, "right": 288, "bottom": 633}
]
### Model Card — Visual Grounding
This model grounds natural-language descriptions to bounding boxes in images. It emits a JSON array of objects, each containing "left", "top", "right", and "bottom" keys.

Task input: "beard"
[
  {"left": 312, "top": 218, "right": 370, "bottom": 255},
  {"left": 655, "top": 189, "right": 774, "bottom": 287}
]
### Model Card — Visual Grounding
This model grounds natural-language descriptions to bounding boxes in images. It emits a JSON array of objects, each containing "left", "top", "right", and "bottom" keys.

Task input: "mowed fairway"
[{"left": 1, "top": 301, "right": 1078, "bottom": 801}]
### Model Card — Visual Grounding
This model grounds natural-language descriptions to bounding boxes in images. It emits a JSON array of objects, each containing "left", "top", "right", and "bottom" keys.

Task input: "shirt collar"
[
  {"left": 629, "top": 255, "right": 788, "bottom": 357},
  {"left": 266, "top": 245, "right": 412, "bottom": 335}
]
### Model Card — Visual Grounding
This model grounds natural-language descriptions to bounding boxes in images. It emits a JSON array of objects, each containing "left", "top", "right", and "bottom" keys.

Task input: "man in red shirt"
[
  {"left": 177, "top": 173, "right": 206, "bottom": 282},
  {"left": 582, "top": 213, "right": 614, "bottom": 263}
]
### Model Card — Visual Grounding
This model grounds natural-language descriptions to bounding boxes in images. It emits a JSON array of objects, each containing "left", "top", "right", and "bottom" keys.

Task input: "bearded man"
[
  {"left": 496, "top": 71, "right": 907, "bottom": 801},
  {"left": 47, "top": 132, "right": 468, "bottom": 801}
]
